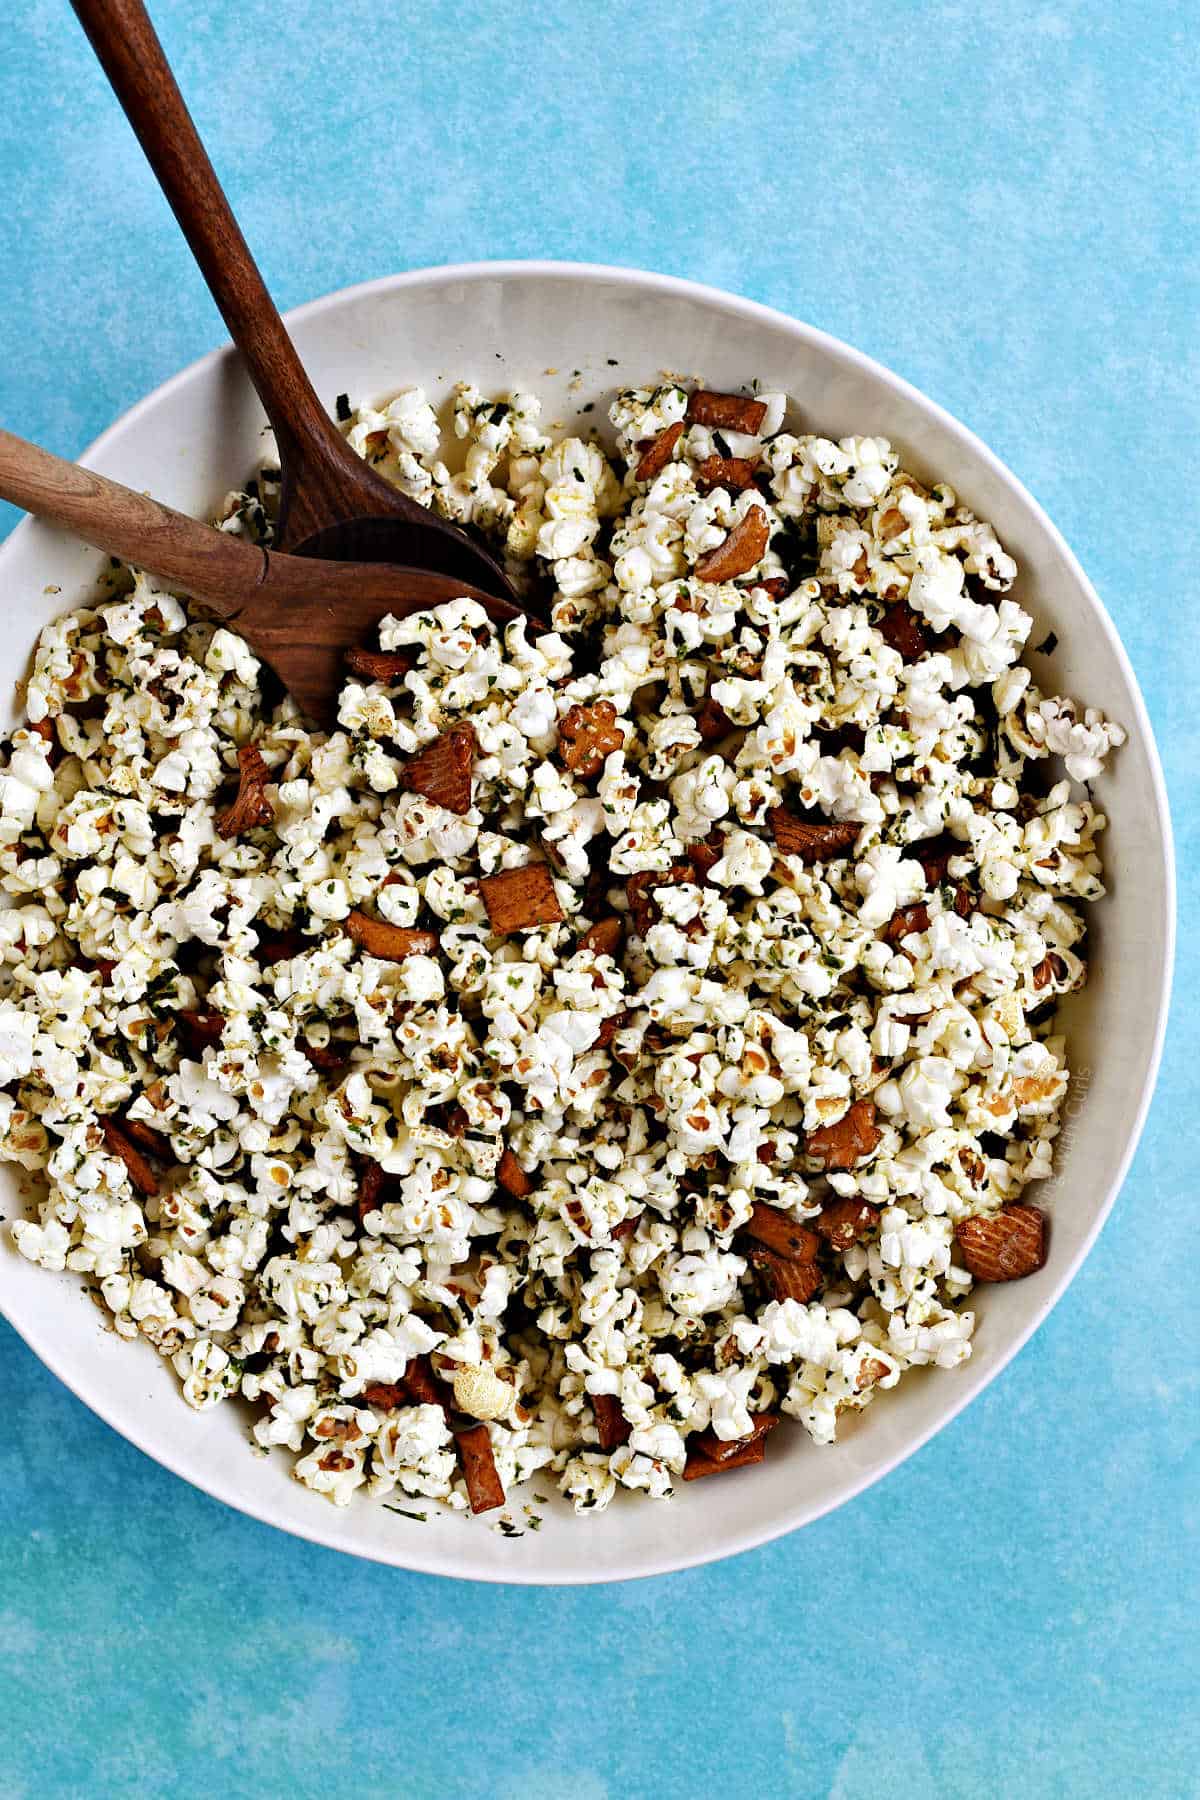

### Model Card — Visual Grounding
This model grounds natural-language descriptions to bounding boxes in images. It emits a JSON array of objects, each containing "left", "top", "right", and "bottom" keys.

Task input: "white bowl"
[{"left": 0, "top": 262, "right": 1174, "bottom": 1583}]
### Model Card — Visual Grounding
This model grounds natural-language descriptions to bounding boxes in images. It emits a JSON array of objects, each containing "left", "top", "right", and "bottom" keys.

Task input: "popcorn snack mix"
[{"left": 0, "top": 377, "right": 1124, "bottom": 1519}]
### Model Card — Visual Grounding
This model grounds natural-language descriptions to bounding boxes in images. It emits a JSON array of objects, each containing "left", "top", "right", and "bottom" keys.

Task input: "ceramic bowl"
[{"left": 0, "top": 263, "right": 1174, "bottom": 1583}]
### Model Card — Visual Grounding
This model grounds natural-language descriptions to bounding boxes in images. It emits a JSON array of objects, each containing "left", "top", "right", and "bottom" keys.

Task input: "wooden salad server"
[
  {"left": 0, "top": 429, "right": 531, "bottom": 727},
  {"left": 69, "top": 0, "right": 515, "bottom": 599}
]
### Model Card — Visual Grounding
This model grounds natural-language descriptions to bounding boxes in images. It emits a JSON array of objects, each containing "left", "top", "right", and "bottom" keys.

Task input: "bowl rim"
[{"left": 0, "top": 258, "right": 1176, "bottom": 1583}]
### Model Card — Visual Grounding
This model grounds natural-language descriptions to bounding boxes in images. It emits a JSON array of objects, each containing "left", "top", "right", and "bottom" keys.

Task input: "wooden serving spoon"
[
  {"left": 69, "top": 0, "right": 514, "bottom": 598},
  {"left": 0, "top": 429, "right": 532, "bottom": 727}
]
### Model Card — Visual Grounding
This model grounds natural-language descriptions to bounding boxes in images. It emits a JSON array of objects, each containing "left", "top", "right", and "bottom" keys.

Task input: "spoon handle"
[
  {"left": 69, "top": 0, "right": 395, "bottom": 543},
  {"left": 0, "top": 427, "right": 265, "bottom": 616}
]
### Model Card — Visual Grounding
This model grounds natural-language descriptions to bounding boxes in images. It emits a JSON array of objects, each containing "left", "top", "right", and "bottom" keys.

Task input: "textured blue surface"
[{"left": 0, "top": 3, "right": 1196, "bottom": 1796}]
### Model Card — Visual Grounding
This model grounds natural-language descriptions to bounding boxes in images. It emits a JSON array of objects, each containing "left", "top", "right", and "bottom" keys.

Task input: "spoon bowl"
[{"left": 285, "top": 513, "right": 511, "bottom": 594}]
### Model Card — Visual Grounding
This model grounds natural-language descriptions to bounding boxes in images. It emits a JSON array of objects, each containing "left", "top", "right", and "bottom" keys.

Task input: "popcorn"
[
  {"left": 452, "top": 1363, "right": 516, "bottom": 1422},
  {"left": 0, "top": 372, "right": 1120, "bottom": 1524},
  {"left": 0, "top": 1008, "right": 38, "bottom": 1083}
]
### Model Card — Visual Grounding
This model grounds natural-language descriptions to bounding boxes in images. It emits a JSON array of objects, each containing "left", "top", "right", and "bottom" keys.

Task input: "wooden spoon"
[
  {"left": 69, "top": 0, "right": 514, "bottom": 598},
  {"left": 0, "top": 429, "right": 534, "bottom": 727}
]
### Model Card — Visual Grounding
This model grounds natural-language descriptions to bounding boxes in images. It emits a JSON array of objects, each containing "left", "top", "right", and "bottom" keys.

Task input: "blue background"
[{"left": 0, "top": 3, "right": 1195, "bottom": 1795}]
